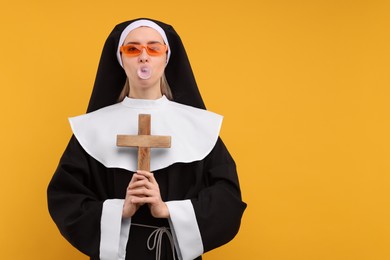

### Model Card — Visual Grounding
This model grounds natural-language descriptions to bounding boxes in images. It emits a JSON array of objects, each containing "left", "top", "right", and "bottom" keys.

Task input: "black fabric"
[
  {"left": 48, "top": 136, "right": 246, "bottom": 259},
  {"left": 87, "top": 18, "right": 205, "bottom": 113}
]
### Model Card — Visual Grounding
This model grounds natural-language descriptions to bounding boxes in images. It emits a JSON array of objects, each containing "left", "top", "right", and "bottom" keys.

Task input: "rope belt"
[{"left": 132, "top": 223, "right": 176, "bottom": 260}]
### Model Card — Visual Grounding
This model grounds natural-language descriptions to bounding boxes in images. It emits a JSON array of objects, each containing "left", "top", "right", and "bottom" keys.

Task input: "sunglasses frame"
[{"left": 120, "top": 43, "right": 168, "bottom": 57}]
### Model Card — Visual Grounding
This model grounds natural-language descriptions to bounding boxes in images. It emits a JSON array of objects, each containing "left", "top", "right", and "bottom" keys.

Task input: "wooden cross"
[{"left": 116, "top": 114, "right": 171, "bottom": 172}]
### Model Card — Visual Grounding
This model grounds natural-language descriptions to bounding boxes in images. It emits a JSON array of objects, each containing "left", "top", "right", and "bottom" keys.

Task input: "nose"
[{"left": 138, "top": 48, "right": 149, "bottom": 63}]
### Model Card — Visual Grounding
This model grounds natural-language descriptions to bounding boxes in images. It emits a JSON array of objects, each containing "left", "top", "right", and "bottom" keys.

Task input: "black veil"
[{"left": 87, "top": 18, "right": 206, "bottom": 113}]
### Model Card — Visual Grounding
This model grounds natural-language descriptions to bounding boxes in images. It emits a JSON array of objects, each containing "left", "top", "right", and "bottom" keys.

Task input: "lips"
[{"left": 137, "top": 66, "right": 152, "bottom": 80}]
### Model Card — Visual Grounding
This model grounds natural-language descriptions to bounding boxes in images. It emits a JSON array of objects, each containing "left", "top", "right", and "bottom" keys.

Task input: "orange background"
[{"left": 1, "top": 0, "right": 389, "bottom": 259}]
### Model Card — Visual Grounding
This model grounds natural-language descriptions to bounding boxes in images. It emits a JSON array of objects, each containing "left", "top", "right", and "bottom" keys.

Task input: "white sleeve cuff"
[
  {"left": 100, "top": 199, "right": 131, "bottom": 260},
  {"left": 166, "top": 200, "right": 204, "bottom": 260}
]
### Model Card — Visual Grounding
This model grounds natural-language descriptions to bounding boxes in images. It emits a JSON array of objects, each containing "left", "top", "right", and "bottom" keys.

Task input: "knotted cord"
[{"left": 132, "top": 223, "right": 176, "bottom": 260}]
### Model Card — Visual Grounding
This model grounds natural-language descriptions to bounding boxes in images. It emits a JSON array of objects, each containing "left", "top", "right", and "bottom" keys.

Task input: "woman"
[{"left": 48, "top": 18, "right": 246, "bottom": 260}]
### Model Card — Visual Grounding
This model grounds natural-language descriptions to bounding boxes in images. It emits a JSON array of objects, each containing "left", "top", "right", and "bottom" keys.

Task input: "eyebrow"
[{"left": 124, "top": 40, "right": 163, "bottom": 45}]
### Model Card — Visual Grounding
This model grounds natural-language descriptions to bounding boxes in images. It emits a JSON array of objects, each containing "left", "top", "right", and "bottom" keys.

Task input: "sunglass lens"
[
  {"left": 123, "top": 45, "right": 141, "bottom": 55},
  {"left": 147, "top": 43, "right": 165, "bottom": 55}
]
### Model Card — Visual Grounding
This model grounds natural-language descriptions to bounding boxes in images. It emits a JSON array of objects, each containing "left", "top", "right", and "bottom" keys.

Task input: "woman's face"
[{"left": 121, "top": 27, "right": 167, "bottom": 98}]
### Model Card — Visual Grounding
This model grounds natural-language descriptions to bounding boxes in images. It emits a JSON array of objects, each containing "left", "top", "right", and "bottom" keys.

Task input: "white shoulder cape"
[{"left": 69, "top": 96, "right": 223, "bottom": 172}]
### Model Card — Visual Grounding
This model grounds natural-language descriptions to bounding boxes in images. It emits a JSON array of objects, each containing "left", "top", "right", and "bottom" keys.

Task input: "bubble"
[{"left": 137, "top": 66, "right": 152, "bottom": 80}]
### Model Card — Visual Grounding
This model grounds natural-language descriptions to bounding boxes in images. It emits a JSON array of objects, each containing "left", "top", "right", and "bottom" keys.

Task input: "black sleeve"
[
  {"left": 191, "top": 137, "right": 247, "bottom": 252},
  {"left": 47, "top": 136, "right": 108, "bottom": 258}
]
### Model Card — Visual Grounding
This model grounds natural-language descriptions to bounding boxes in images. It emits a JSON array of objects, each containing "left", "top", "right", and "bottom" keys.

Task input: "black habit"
[{"left": 47, "top": 18, "right": 246, "bottom": 260}]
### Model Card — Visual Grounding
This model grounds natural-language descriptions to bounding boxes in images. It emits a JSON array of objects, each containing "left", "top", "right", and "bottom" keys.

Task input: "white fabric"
[
  {"left": 100, "top": 199, "right": 131, "bottom": 260},
  {"left": 119, "top": 217, "right": 131, "bottom": 259},
  {"left": 69, "top": 96, "right": 222, "bottom": 172},
  {"left": 166, "top": 200, "right": 204, "bottom": 260},
  {"left": 117, "top": 19, "right": 171, "bottom": 67}
]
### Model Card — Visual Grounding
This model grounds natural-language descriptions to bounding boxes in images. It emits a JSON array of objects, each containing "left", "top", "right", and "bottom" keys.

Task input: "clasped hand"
[{"left": 122, "top": 170, "right": 169, "bottom": 219}]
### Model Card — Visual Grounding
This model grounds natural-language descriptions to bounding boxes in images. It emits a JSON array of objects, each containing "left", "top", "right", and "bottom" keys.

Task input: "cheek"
[
  {"left": 154, "top": 58, "right": 167, "bottom": 73},
  {"left": 122, "top": 59, "right": 136, "bottom": 76}
]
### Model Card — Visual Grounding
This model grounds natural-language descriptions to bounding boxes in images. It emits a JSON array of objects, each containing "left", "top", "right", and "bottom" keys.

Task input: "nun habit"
[{"left": 47, "top": 18, "right": 246, "bottom": 260}]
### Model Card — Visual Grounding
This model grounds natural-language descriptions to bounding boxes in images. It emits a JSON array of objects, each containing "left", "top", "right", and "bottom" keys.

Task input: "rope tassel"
[{"left": 132, "top": 223, "right": 176, "bottom": 260}]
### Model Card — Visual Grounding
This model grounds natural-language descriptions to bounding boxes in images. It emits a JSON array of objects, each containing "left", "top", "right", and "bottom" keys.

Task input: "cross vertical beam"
[{"left": 137, "top": 114, "right": 151, "bottom": 171}]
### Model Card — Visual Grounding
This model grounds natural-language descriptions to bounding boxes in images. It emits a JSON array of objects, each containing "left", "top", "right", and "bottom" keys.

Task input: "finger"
[
  {"left": 129, "top": 185, "right": 159, "bottom": 196},
  {"left": 127, "top": 187, "right": 148, "bottom": 195},
  {"left": 129, "top": 173, "right": 148, "bottom": 186},
  {"left": 136, "top": 170, "right": 153, "bottom": 178},
  {"left": 136, "top": 170, "right": 157, "bottom": 184},
  {"left": 132, "top": 173, "right": 148, "bottom": 181},
  {"left": 131, "top": 196, "right": 157, "bottom": 205},
  {"left": 128, "top": 180, "right": 151, "bottom": 190},
  {"left": 129, "top": 188, "right": 153, "bottom": 197},
  {"left": 134, "top": 178, "right": 156, "bottom": 189}
]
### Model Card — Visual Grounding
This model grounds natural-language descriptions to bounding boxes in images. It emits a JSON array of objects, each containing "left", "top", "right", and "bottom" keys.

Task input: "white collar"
[{"left": 69, "top": 98, "right": 223, "bottom": 172}]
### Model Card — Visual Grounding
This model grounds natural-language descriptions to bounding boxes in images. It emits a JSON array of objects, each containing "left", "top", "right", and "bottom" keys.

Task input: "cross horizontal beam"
[{"left": 117, "top": 135, "right": 171, "bottom": 148}]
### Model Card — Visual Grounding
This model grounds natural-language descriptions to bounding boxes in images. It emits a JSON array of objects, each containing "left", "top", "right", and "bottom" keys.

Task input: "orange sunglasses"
[{"left": 120, "top": 43, "right": 168, "bottom": 57}]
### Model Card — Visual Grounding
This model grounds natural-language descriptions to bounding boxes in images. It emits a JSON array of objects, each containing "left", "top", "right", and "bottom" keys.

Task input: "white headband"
[{"left": 116, "top": 19, "right": 171, "bottom": 67}]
